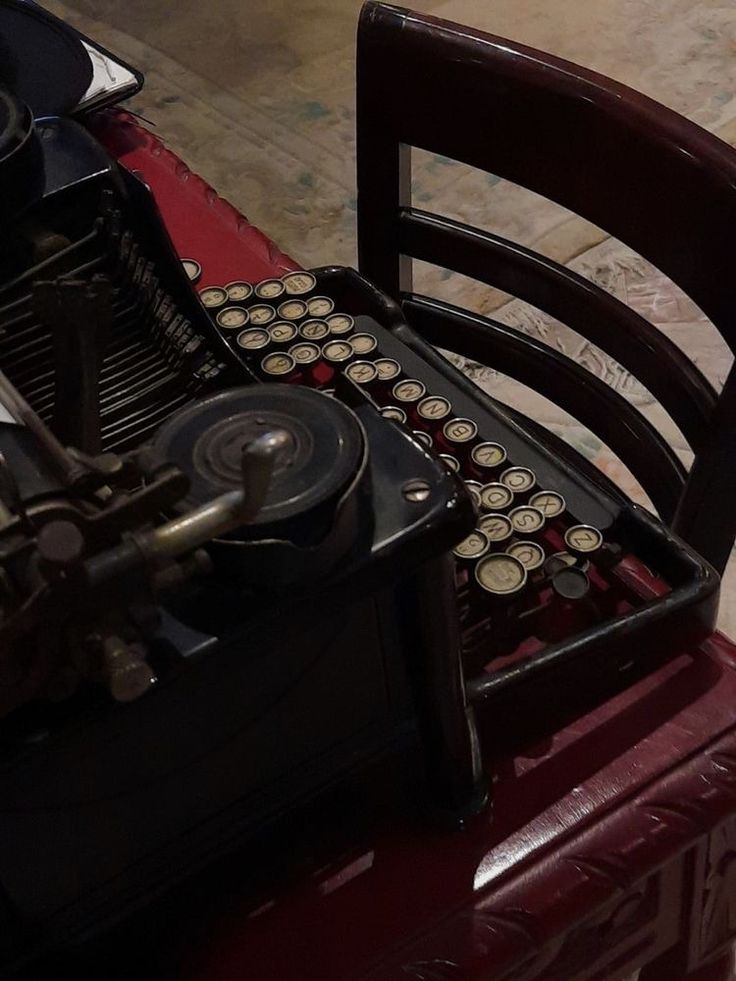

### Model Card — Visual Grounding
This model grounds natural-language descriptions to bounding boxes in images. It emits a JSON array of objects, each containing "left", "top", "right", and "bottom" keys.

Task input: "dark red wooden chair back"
[{"left": 356, "top": 0, "right": 736, "bottom": 574}]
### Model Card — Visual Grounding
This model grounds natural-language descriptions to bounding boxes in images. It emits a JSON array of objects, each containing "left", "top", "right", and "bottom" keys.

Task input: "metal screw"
[
  {"left": 102, "top": 637, "right": 157, "bottom": 703},
  {"left": 402, "top": 479, "right": 431, "bottom": 503},
  {"left": 37, "top": 519, "right": 85, "bottom": 570}
]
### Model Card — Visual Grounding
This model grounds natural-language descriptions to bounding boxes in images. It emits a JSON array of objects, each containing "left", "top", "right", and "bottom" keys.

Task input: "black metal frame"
[{"left": 308, "top": 266, "right": 720, "bottom": 699}]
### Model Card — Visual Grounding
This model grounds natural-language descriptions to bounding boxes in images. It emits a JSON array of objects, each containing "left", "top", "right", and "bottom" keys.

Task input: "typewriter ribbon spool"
[{"left": 146, "top": 385, "right": 370, "bottom": 585}]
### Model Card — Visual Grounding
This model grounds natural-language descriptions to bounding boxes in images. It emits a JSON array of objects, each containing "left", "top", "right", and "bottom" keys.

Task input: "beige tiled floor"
[
  {"left": 48, "top": 0, "right": 736, "bottom": 634},
  {"left": 51, "top": 0, "right": 736, "bottom": 268}
]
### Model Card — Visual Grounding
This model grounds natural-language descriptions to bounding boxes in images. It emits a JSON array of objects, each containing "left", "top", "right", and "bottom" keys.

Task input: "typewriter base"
[
  {"left": 13, "top": 634, "right": 736, "bottom": 981},
  {"left": 31, "top": 632, "right": 730, "bottom": 981}
]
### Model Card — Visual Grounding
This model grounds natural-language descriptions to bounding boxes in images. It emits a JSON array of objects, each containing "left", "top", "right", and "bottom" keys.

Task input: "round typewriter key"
[
  {"left": 182, "top": 258, "right": 201, "bottom": 283},
  {"left": 278, "top": 299, "right": 309, "bottom": 320},
  {"left": 506, "top": 540, "right": 545, "bottom": 572},
  {"left": 392, "top": 379, "right": 426, "bottom": 404},
  {"left": 289, "top": 341, "right": 321, "bottom": 365},
  {"left": 346, "top": 360, "right": 378, "bottom": 385},
  {"left": 282, "top": 271, "right": 317, "bottom": 295},
  {"left": 350, "top": 332, "right": 378, "bottom": 358},
  {"left": 475, "top": 553, "right": 527, "bottom": 596},
  {"left": 255, "top": 278, "right": 285, "bottom": 300},
  {"left": 471, "top": 441, "right": 507, "bottom": 470},
  {"left": 544, "top": 551, "right": 590, "bottom": 576},
  {"left": 509, "top": 505, "right": 546, "bottom": 536},
  {"left": 199, "top": 286, "right": 228, "bottom": 309},
  {"left": 225, "top": 281, "right": 254, "bottom": 302},
  {"left": 500, "top": 466, "right": 536, "bottom": 495},
  {"left": 541, "top": 565, "right": 597, "bottom": 641},
  {"left": 465, "top": 480, "right": 483, "bottom": 509},
  {"left": 381, "top": 406, "right": 407, "bottom": 423},
  {"left": 552, "top": 566, "right": 591, "bottom": 600},
  {"left": 307, "top": 296, "right": 335, "bottom": 318},
  {"left": 564, "top": 524, "right": 603, "bottom": 557},
  {"left": 412, "top": 429, "right": 433, "bottom": 448},
  {"left": 439, "top": 453, "right": 460, "bottom": 473},
  {"left": 216, "top": 306, "right": 249, "bottom": 330},
  {"left": 322, "top": 339, "right": 354, "bottom": 364},
  {"left": 249, "top": 304, "right": 277, "bottom": 326},
  {"left": 375, "top": 358, "right": 401, "bottom": 383},
  {"left": 453, "top": 529, "right": 490, "bottom": 561},
  {"left": 261, "top": 352, "right": 296, "bottom": 377},
  {"left": 269, "top": 321, "right": 298, "bottom": 344},
  {"left": 237, "top": 327, "right": 270, "bottom": 351},
  {"left": 480, "top": 482, "right": 514, "bottom": 511},
  {"left": 300, "top": 319, "right": 330, "bottom": 341},
  {"left": 327, "top": 313, "right": 354, "bottom": 335},
  {"left": 479, "top": 513, "right": 513, "bottom": 545},
  {"left": 529, "top": 490, "right": 566, "bottom": 518},
  {"left": 417, "top": 395, "right": 452, "bottom": 422},
  {"left": 442, "top": 418, "right": 478, "bottom": 445}
]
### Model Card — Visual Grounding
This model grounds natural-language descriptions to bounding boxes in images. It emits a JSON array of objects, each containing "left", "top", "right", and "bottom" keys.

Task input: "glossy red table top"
[
  {"left": 148, "top": 639, "right": 733, "bottom": 981},
  {"left": 89, "top": 110, "right": 300, "bottom": 287},
  {"left": 80, "top": 110, "right": 736, "bottom": 981}
]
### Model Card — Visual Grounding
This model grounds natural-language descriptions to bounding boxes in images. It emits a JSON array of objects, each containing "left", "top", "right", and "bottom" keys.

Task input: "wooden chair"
[{"left": 356, "top": 0, "right": 736, "bottom": 575}]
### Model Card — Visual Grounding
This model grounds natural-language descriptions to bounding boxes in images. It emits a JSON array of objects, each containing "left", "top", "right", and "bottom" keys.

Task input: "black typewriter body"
[{"left": 0, "top": 92, "right": 719, "bottom": 968}]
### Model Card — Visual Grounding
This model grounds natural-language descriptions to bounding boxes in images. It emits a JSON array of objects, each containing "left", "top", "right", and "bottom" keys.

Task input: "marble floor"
[{"left": 47, "top": 0, "right": 736, "bottom": 635}]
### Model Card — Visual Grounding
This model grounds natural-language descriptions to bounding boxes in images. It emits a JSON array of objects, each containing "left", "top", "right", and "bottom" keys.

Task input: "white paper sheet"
[{"left": 77, "top": 40, "right": 137, "bottom": 110}]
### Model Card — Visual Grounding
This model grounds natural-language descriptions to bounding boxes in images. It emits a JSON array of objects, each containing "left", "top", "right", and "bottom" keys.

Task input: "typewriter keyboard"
[{"left": 192, "top": 267, "right": 716, "bottom": 689}]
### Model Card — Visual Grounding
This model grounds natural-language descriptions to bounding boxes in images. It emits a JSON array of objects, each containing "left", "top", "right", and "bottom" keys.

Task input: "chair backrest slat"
[
  {"left": 405, "top": 293, "right": 687, "bottom": 520},
  {"left": 399, "top": 208, "right": 717, "bottom": 451}
]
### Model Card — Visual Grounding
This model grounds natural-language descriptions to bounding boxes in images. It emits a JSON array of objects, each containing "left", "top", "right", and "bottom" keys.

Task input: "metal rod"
[
  {"left": 0, "top": 369, "right": 82, "bottom": 484},
  {"left": 138, "top": 429, "right": 291, "bottom": 560}
]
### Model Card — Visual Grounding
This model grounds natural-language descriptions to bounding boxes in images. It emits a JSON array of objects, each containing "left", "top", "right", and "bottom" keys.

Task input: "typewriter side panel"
[{"left": 0, "top": 589, "right": 420, "bottom": 935}]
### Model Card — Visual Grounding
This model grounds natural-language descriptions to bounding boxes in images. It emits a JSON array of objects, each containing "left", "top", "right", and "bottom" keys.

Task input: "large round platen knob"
[
  {"left": 0, "top": 86, "right": 43, "bottom": 221},
  {"left": 146, "top": 386, "right": 370, "bottom": 583}
]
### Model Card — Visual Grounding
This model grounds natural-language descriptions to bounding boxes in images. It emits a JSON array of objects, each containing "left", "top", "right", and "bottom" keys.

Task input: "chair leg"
[{"left": 640, "top": 949, "right": 734, "bottom": 981}]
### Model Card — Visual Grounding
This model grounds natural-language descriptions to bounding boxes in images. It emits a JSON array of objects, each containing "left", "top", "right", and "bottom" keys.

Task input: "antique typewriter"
[{"left": 0, "top": 75, "right": 719, "bottom": 970}]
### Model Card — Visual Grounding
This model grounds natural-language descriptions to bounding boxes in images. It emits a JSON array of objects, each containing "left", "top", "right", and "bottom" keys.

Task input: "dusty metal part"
[
  {"left": 33, "top": 275, "right": 112, "bottom": 455},
  {"left": 101, "top": 635, "right": 157, "bottom": 703},
  {"left": 140, "top": 428, "right": 289, "bottom": 561}
]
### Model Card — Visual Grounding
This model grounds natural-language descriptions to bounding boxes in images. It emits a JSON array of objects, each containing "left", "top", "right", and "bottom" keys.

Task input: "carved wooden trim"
[
  {"left": 364, "top": 728, "right": 736, "bottom": 980},
  {"left": 689, "top": 810, "right": 736, "bottom": 969}
]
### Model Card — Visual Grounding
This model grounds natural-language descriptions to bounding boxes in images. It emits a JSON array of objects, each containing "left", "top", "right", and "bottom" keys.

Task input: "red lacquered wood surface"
[
  {"left": 94, "top": 112, "right": 736, "bottom": 981},
  {"left": 89, "top": 109, "right": 300, "bottom": 286}
]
